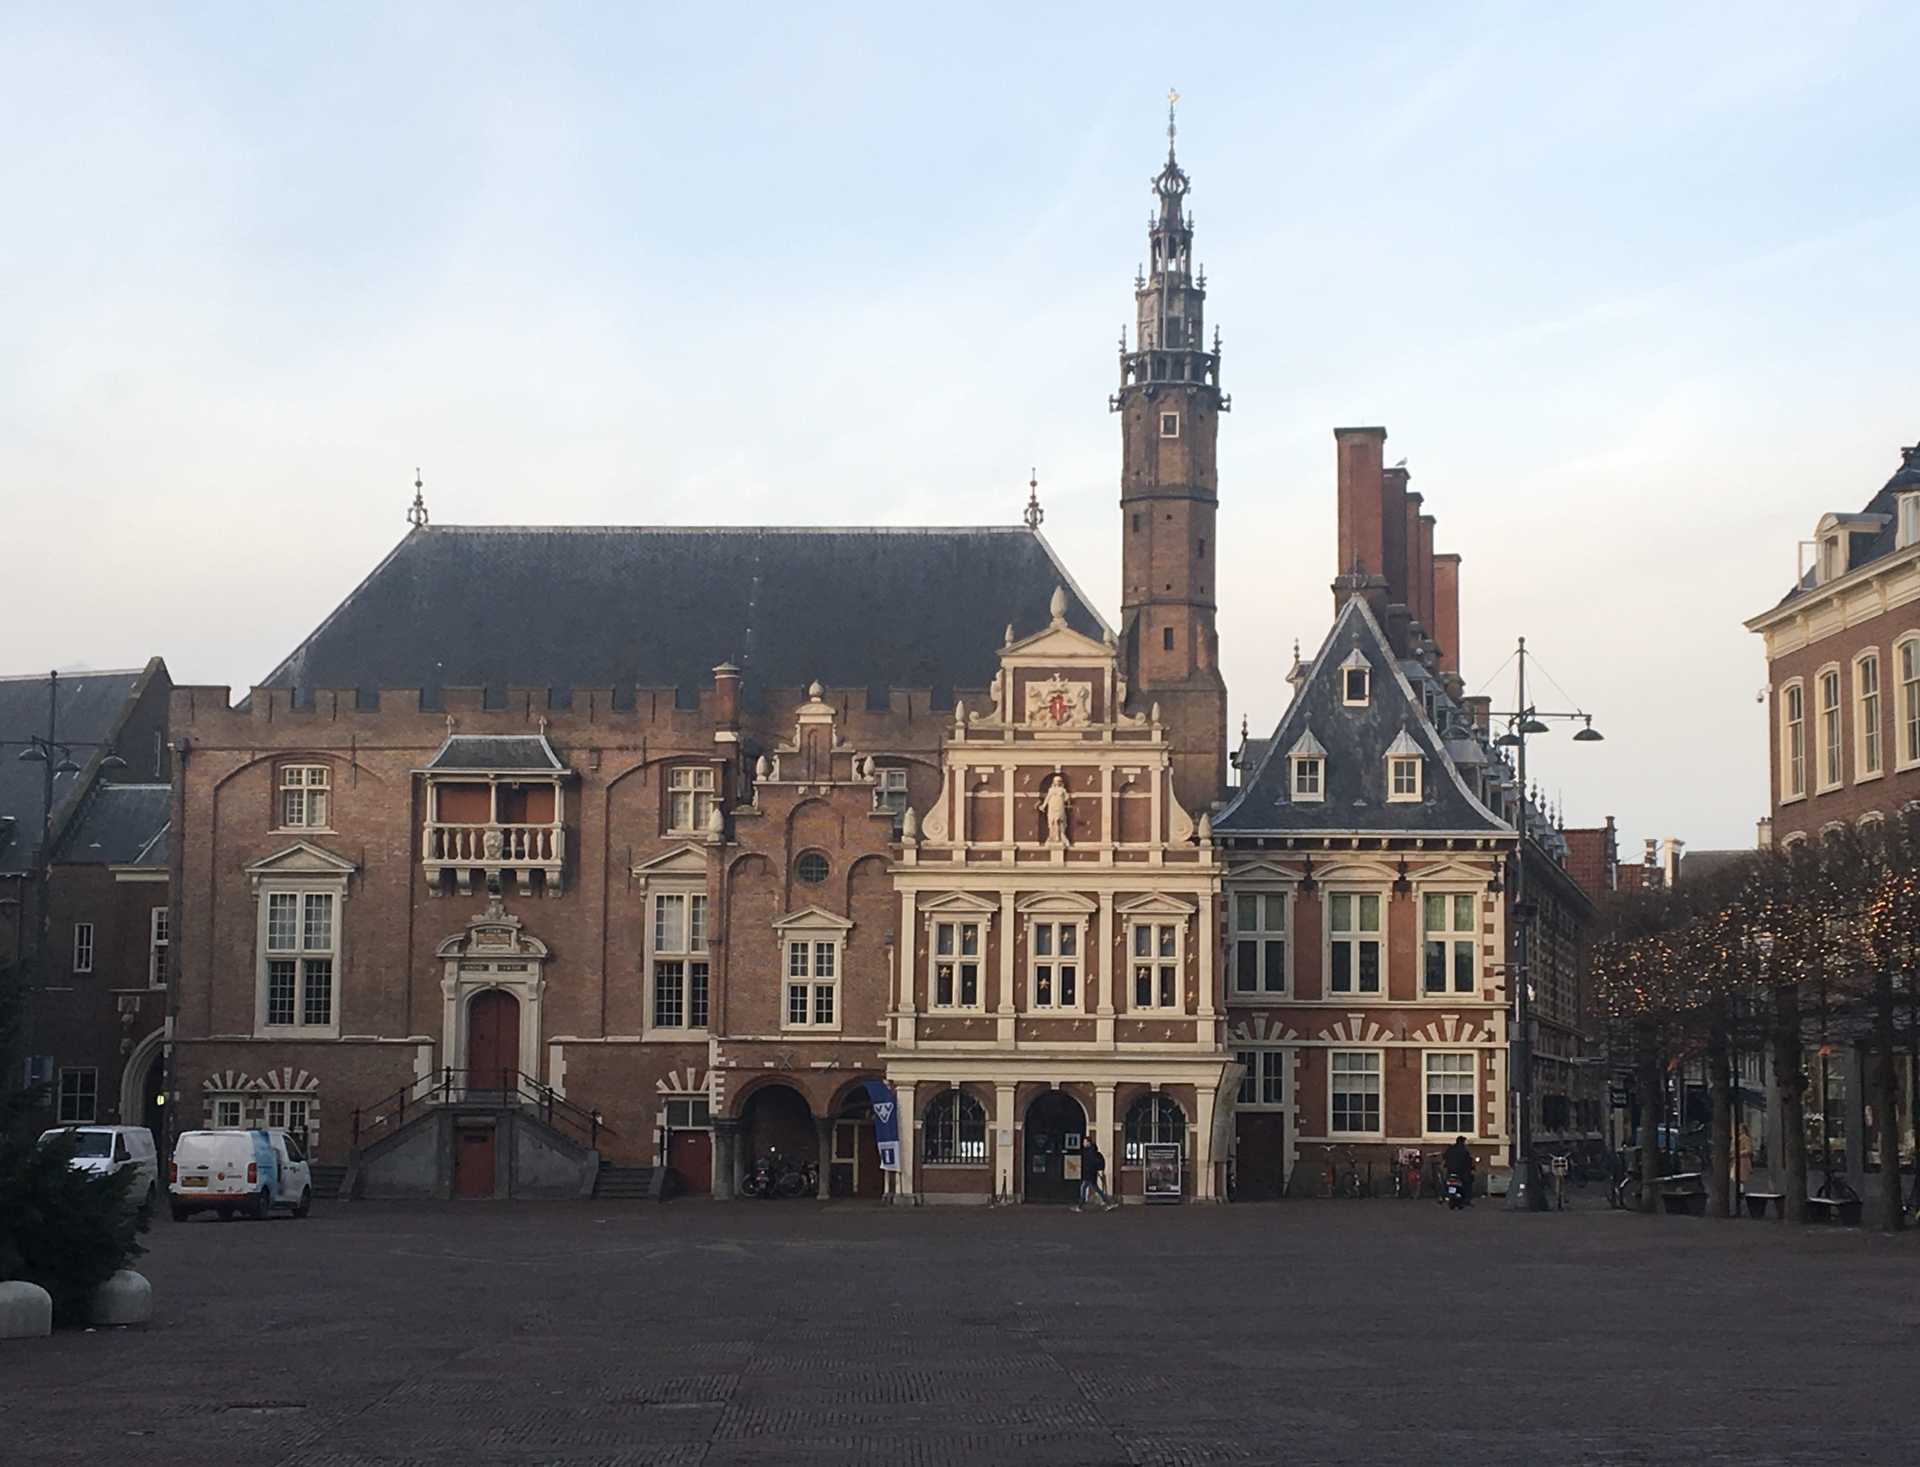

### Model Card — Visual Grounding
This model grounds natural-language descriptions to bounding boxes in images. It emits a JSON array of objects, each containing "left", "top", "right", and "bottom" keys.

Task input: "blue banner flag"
[{"left": 862, "top": 1080, "right": 902, "bottom": 1172}]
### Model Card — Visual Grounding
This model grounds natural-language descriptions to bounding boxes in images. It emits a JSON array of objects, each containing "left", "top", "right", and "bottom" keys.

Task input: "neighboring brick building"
[
  {"left": 165, "top": 117, "right": 1239, "bottom": 1200},
  {"left": 1746, "top": 440, "right": 1920, "bottom": 844},
  {"left": 1, "top": 662, "right": 172, "bottom": 1140}
]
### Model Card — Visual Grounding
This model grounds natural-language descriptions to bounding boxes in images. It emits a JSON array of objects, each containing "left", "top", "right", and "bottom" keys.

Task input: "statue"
[{"left": 1040, "top": 774, "right": 1071, "bottom": 846}]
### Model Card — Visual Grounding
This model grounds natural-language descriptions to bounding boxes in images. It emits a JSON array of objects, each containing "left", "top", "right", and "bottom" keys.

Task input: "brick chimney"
[
  {"left": 1463, "top": 694, "right": 1492, "bottom": 734},
  {"left": 1381, "top": 462, "right": 1410, "bottom": 610},
  {"left": 1335, "top": 427, "right": 1387, "bottom": 584},
  {"left": 1432, "top": 553, "right": 1462, "bottom": 676},
  {"left": 1415, "top": 513, "right": 1437, "bottom": 636},
  {"left": 1402, "top": 491, "right": 1425, "bottom": 635}
]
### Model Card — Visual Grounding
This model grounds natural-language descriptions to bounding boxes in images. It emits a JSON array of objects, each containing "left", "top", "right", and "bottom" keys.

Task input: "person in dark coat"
[
  {"left": 1077, "top": 1139, "right": 1116, "bottom": 1211},
  {"left": 1444, "top": 1136, "right": 1475, "bottom": 1205}
]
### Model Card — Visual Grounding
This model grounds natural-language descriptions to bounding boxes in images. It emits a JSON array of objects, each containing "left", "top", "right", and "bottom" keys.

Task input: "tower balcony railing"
[{"left": 424, "top": 819, "right": 564, "bottom": 867}]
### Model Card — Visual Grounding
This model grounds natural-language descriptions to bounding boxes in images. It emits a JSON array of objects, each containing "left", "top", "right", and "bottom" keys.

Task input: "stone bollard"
[
  {"left": 0, "top": 1280, "right": 55, "bottom": 1339},
  {"left": 89, "top": 1270, "right": 153, "bottom": 1327}
]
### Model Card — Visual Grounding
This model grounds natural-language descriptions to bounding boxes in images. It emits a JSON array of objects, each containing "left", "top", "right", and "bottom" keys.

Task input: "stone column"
[
  {"left": 893, "top": 1082, "right": 916, "bottom": 1204},
  {"left": 995, "top": 1083, "right": 1017, "bottom": 1201},
  {"left": 1194, "top": 1084, "right": 1217, "bottom": 1201},
  {"left": 711, "top": 1117, "right": 741, "bottom": 1201},
  {"left": 816, "top": 1116, "right": 835, "bottom": 1200},
  {"left": 1095, "top": 1083, "right": 1117, "bottom": 1204}
]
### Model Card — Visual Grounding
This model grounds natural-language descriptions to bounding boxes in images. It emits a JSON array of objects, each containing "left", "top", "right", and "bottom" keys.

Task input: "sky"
[{"left": 3, "top": 3, "right": 1916, "bottom": 852}]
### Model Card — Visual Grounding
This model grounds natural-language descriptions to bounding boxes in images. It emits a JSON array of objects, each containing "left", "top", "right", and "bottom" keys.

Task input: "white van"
[
  {"left": 170, "top": 1128, "right": 313, "bottom": 1221},
  {"left": 39, "top": 1125, "right": 162, "bottom": 1215}
]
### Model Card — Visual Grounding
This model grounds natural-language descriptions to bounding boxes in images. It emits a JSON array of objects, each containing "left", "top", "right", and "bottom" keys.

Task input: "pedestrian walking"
[{"left": 1077, "top": 1139, "right": 1117, "bottom": 1211}]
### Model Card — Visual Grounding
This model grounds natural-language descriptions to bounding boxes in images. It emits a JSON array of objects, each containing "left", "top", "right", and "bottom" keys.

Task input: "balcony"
[{"left": 423, "top": 820, "right": 566, "bottom": 896}]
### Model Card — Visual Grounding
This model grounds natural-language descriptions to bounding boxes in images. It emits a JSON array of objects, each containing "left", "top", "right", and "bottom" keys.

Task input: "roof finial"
[
  {"left": 1023, "top": 469, "right": 1044, "bottom": 531},
  {"left": 1048, "top": 584, "right": 1068, "bottom": 625},
  {"left": 407, "top": 468, "right": 429, "bottom": 529},
  {"left": 1167, "top": 87, "right": 1179, "bottom": 160}
]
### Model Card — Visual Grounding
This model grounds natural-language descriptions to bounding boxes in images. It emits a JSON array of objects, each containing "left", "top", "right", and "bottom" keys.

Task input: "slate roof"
[
  {"left": 424, "top": 735, "right": 566, "bottom": 772},
  {"left": 1215, "top": 598, "right": 1510, "bottom": 836},
  {"left": 259, "top": 525, "right": 1109, "bottom": 707},
  {"left": 54, "top": 783, "right": 171, "bottom": 866},
  {"left": 0, "top": 670, "right": 146, "bottom": 871},
  {"left": 1768, "top": 443, "right": 1920, "bottom": 609}
]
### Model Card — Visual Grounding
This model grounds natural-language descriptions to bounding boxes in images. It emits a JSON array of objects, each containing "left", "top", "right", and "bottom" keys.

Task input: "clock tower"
[{"left": 1112, "top": 94, "right": 1229, "bottom": 811}]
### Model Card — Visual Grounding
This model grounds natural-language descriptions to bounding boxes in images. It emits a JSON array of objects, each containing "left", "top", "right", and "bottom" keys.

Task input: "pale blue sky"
[{"left": 4, "top": 3, "right": 1916, "bottom": 850}]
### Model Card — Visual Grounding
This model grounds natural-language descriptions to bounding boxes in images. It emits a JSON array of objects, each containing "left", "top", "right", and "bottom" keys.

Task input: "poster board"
[{"left": 1142, "top": 1142, "right": 1183, "bottom": 1202}]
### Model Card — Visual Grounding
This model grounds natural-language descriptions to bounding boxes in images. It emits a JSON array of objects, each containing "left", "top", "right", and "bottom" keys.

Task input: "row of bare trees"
[{"left": 1590, "top": 810, "right": 1920, "bottom": 1231}]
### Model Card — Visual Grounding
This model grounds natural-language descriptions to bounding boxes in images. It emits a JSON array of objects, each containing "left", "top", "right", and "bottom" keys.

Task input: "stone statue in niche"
[{"left": 1040, "top": 774, "right": 1072, "bottom": 846}]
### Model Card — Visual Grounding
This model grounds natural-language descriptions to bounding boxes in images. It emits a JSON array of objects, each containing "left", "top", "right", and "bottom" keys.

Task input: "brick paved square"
[{"left": 5, "top": 1200, "right": 1915, "bottom": 1465}]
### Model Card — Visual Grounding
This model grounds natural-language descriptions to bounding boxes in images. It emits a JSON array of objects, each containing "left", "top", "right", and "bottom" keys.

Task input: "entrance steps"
[
  {"left": 593, "top": 1164, "right": 664, "bottom": 1201},
  {"left": 308, "top": 1164, "right": 348, "bottom": 1201}
]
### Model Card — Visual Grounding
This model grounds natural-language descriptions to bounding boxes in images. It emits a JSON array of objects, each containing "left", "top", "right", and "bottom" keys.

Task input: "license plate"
[{"left": 183, "top": 1177, "right": 207, "bottom": 1188}]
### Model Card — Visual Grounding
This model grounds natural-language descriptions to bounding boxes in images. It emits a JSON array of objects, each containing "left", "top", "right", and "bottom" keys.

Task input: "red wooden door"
[
  {"left": 454, "top": 1127, "right": 495, "bottom": 1198},
  {"left": 668, "top": 1130, "right": 712, "bottom": 1195},
  {"left": 467, "top": 990, "right": 520, "bottom": 1090},
  {"left": 1234, "top": 1112, "right": 1289, "bottom": 1200}
]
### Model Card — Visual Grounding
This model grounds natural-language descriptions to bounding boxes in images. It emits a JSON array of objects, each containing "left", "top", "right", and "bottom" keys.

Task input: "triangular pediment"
[
  {"left": 1001, "top": 623, "right": 1112, "bottom": 663},
  {"left": 630, "top": 844, "right": 709, "bottom": 880},
  {"left": 918, "top": 890, "right": 1002, "bottom": 915},
  {"left": 1014, "top": 890, "right": 1100, "bottom": 915},
  {"left": 772, "top": 904, "right": 856, "bottom": 932},
  {"left": 1224, "top": 857, "right": 1298, "bottom": 883},
  {"left": 244, "top": 841, "right": 356, "bottom": 882},
  {"left": 1114, "top": 892, "right": 1197, "bottom": 917}
]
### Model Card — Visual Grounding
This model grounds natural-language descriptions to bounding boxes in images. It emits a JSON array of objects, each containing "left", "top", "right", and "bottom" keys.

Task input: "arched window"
[
  {"left": 924, "top": 1090, "right": 987, "bottom": 1166},
  {"left": 1122, "top": 1094, "right": 1186, "bottom": 1165}
]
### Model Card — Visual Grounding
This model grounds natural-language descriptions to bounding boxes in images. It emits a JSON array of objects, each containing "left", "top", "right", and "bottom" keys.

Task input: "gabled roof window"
[
  {"left": 1340, "top": 649, "right": 1371, "bottom": 706},
  {"left": 1385, "top": 728, "right": 1423, "bottom": 803},
  {"left": 1288, "top": 727, "right": 1326, "bottom": 804}
]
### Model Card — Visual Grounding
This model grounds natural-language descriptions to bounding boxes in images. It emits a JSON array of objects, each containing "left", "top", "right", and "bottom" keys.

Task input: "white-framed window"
[
  {"left": 1292, "top": 756, "right": 1323, "bottom": 801},
  {"left": 1899, "top": 637, "right": 1920, "bottom": 771},
  {"left": 651, "top": 892, "right": 710, "bottom": 1030},
  {"left": 1235, "top": 1048, "right": 1286, "bottom": 1109},
  {"left": 1855, "top": 651, "right": 1882, "bottom": 779},
  {"left": 1329, "top": 1050, "right": 1383, "bottom": 1135},
  {"left": 1422, "top": 892, "right": 1478, "bottom": 996},
  {"left": 1123, "top": 1093, "right": 1186, "bottom": 1165},
  {"left": 1327, "top": 892, "right": 1382, "bottom": 995},
  {"left": 213, "top": 1096, "right": 245, "bottom": 1129},
  {"left": 57, "top": 1068, "right": 98, "bottom": 1124},
  {"left": 933, "top": 919, "right": 983, "bottom": 1010},
  {"left": 1388, "top": 755, "right": 1422, "bottom": 802},
  {"left": 1898, "top": 492, "right": 1920, "bottom": 549},
  {"left": 263, "top": 1094, "right": 311, "bottom": 1136},
  {"left": 1344, "top": 669, "right": 1369, "bottom": 704},
  {"left": 1231, "top": 891, "right": 1287, "bottom": 997},
  {"left": 72, "top": 922, "right": 94, "bottom": 974},
  {"left": 1780, "top": 680, "right": 1806, "bottom": 799},
  {"left": 1129, "top": 922, "right": 1182, "bottom": 1010},
  {"left": 148, "top": 906, "right": 169, "bottom": 987},
  {"left": 873, "top": 765, "right": 909, "bottom": 816},
  {"left": 1029, "top": 919, "right": 1081, "bottom": 1011},
  {"left": 924, "top": 1089, "right": 988, "bottom": 1165},
  {"left": 1424, "top": 1051, "right": 1476, "bottom": 1135},
  {"left": 664, "top": 1095, "right": 711, "bottom": 1128},
  {"left": 784, "top": 937, "right": 840, "bottom": 1030},
  {"left": 1159, "top": 411, "right": 1180, "bottom": 439},
  {"left": 1819, "top": 533, "right": 1844, "bottom": 583},
  {"left": 261, "top": 889, "right": 337, "bottom": 1031},
  {"left": 1817, "top": 666, "right": 1843, "bottom": 790},
  {"left": 667, "top": 766, "right": 716, "bottom": 833},
  {"left": 278, "top": 763, "right": 331, "bottom": 828}
]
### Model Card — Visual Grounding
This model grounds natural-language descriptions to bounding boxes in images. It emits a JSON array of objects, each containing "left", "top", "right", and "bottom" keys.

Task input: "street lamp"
[{"left": 1490, "top": 636, "right": 1604, "bottom": 1213}]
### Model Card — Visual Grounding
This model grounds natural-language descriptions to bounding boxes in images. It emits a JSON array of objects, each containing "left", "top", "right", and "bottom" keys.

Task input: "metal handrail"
[{"left": 350, "top": 1066, "right": 609, "bottom": 1150}]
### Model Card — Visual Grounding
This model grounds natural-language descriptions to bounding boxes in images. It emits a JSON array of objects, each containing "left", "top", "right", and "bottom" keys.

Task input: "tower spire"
[
  {"left": 1167, "top": 87, "right": 1179, "bottom": 160},
  {"left": 407, "top": 468, "right": 429, "bottom": 529}
]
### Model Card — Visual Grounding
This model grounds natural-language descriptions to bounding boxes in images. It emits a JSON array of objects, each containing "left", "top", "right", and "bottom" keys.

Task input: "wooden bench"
[
  {"left": 1660, "top": 1172, "right": 1707, "bottom": 1217},
  {"left": 1743, "top": 1191, "right": 1786, "bottom": 1219},
  {"left": 1807, "top": 1194, "right": 1863, "bottom": 1226}
]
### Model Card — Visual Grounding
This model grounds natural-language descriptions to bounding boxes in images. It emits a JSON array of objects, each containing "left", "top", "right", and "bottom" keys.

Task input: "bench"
[
  {"left": 1659, "top": 1173, "right": 1707, "bottom": 1216},
  {"left": 1743, "top": 1191, "right": 1786, "bottom": 1219},
  {"left": 1807, "top": 1195, "right": 1863, "bottom": 1226}
]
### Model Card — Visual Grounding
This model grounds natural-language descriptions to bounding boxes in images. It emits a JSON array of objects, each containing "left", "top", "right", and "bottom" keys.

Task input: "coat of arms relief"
[{"left": 1024, "top": 675, "right": 1093, "bottom": 728}]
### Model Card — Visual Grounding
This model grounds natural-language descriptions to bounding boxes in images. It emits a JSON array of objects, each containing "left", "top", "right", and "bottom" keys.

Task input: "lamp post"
[
  {"left": 2, "top": 671, "right": 127, "bottom": 1071},
  {"left": 1490, "top": 637, "right": 1602, "bottom": 1213}
]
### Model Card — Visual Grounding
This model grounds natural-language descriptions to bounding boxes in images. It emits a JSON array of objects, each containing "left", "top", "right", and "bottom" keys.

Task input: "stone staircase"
[
  {"left": 593, "top": 1164, "right": 663, "bottom": 1201},
  {"left": 308, "top": 1164, "right": 349, "bottom": 1201}
]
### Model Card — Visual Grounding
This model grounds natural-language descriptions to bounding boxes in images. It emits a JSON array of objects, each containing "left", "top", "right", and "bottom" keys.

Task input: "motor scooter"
[{"left": 1444, "top": 1172, "right": 1469, "bottom": 1211}]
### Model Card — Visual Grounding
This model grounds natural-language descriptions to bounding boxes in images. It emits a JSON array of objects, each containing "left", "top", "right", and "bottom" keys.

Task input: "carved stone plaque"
[{"left": 1024, "top": 675, "right": 1093, "bottom": 728}]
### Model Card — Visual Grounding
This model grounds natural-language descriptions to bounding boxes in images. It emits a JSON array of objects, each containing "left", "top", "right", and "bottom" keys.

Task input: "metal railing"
[{"left": 350, "top": 1066, "right": 607, "bottom": 1150}]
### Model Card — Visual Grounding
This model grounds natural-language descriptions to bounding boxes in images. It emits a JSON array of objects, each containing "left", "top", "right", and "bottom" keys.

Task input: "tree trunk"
[
  {"left": 1709, "top": 1024, "right": 1733, "bottom": 1219},
  {"left": 1872, "top": 971, "right": 1904, "bottom": 1232},
  {"left": 1636, "top": 1024, "right": 1662, "bottom": 1215},
  {"left": 1773, "top": 981, "right": 1808, "bottom": 1225}
]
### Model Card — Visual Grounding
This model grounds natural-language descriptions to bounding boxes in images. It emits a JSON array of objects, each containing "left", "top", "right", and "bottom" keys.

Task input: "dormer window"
[
  {"left": 1899, "top": 493, "right": 1920, "bottom": 549},
  {"left": 1340, "top": 650, "right": 1371, "bottom": 706},
  {"left": 1287, "top": 727, "right": 1327, "bottom": 804},
  {"left": 1385, "top": 728, "right": 1423, "bottom": 802}
]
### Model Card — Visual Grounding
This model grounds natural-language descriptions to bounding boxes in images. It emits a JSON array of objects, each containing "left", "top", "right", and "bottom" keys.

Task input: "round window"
[{"left": 795, "top": 851, "right": 829, "bottom": 885}]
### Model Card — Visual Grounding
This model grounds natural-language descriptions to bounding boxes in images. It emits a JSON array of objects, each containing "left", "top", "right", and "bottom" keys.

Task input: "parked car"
[
  {"left": 38, "top": 1125, "right": 162, "bottom": 1216},
  {"left": 170, "top": 1128, "right": 312, "bottom": 1222}
]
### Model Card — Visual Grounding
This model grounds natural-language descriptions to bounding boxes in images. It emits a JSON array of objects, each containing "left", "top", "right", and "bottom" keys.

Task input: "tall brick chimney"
[
  {"left": 1415, "top": 512, "right": 1437, "bottom": 636},
  {"left": 1401, "top": 491, "right": 1425, "bottom": 633},
  {"left": 1432, "top": 553, "right": 1462, "bottom": 676},
  {"left": 1381, "top": 462, "right": 1410, "bottom": 610},
  {"left": 1335, "top": 427, "right": 1387, "bottom": 584}
]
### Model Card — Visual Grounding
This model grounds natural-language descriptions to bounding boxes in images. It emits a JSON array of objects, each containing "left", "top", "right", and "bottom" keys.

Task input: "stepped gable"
[
  {"left": 1215, "top": 596, "right": 1509, "bottom": 836},
  {"left": 259, "top": 525, "right": 1108, "bottom": 707}
]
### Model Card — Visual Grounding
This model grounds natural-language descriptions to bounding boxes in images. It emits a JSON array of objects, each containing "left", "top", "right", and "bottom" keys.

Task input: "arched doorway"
[
  {"left": 120, "top": 1028, "right": 167, "bottom": 1138},
  {"left": 740, "top": 1083, "right": 816, "bottom": 1179},
  {"left": 467, "top": 989, "right": 521, "bottom": 1091},
  {"left": 1023, "top": 1090, "right": 1087, "bottom": 1204}
]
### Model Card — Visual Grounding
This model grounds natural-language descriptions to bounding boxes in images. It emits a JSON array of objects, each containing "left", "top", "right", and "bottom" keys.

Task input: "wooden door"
[
  {"left": 668, "top": 1129, "right": 712, "bottom": 1195},
  {"left": 1022, "top": 1092, "right": 1087, "bottom": 1204},
  {"left": 1234, "top": 1112, "right": 1289, "bottom": 1200},
  {"left": 454, "top": 1126, "right": 495, "bottom": 1198},
  {"left": 467, "top": 990, "right": 520, "bottom": 1091}
]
